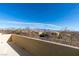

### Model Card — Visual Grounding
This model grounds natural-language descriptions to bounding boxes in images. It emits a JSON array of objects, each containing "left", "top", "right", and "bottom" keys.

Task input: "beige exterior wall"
[{"left": 9, "top": 34, "right": 79, "bottom": 56}]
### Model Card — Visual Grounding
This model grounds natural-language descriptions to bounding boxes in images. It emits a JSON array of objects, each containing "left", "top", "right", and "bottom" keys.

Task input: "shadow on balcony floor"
[{"left": 7, "top": 41, "right": 32, "bottom": 56}]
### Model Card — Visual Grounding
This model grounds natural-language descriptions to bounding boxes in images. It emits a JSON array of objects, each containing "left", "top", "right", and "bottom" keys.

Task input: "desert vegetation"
[{"left": 0, "top": 28, "right": 79, "bottom": 47}]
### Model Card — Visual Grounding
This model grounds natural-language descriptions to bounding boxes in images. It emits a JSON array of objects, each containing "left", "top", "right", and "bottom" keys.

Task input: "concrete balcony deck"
[{"left": 1, "top": 33, "right": 79, "bottom": 56}]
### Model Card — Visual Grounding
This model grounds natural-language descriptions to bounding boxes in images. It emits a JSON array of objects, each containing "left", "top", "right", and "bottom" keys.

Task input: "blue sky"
[{"left": 0, "top": 3, "right": 79, "bottom": 31}]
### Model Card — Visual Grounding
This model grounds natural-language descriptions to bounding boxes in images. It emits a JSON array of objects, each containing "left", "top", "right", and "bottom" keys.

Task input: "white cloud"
[{"left": 0, "top": 20, "right": 62, "bottom": 30}]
